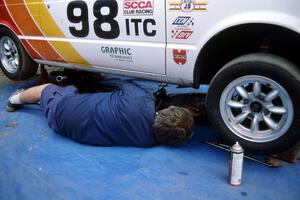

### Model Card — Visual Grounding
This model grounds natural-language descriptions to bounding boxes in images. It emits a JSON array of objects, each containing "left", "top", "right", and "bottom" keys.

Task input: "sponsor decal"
[
  {"left": 123, "top": 0, "right": 154, "bottom": 16},
  {"left": 169, "top": 0, "right": 207, "bottom": 12},
  {"left": 101, "top": 46, "right": 133, "bottom": 62},
  {"left": 172, "top": 16, "right": 194, "bottom": 26},
  {"left": 173, "top": 49, "right": 187, "bottom": 65},
  {"left": 171, "top": 16, "right": 194, "bottom": 40},
  {"left": 171, "top": 30, "right": 193, "bottom": 39},
  {"left": 125, "top": 18, "right": 156, "bottom": 36}
]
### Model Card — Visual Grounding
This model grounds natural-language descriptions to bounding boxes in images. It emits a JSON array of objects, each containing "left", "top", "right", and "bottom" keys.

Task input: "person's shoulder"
[
  {"left": 121, "top": 82, "right": 153, "bottom": 97},
  {"left": 121, "top": 82, "right": 143, "bottom": 91}
]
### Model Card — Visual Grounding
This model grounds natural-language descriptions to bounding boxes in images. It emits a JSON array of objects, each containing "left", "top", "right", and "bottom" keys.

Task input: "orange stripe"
[
  {"left": 5, "top": 0, "right": 42, "bottom": 36},
  {"left": 194, "top": 2, "right": 208, "bottom": 5},
  {"left": 27, "top": 40, "right": 65, "bottom": 62},
  {"left": 20, "top": 39, "right": 42, "bottom": 59},
  {"left": 5, "top": 0, "right": 66, "bottom": 62},
  {"left": 0, "top": 0, "right": 42, "bottom": 59},
  {"left": 27, "top": 0, "right": 90, "bottom": 65}
]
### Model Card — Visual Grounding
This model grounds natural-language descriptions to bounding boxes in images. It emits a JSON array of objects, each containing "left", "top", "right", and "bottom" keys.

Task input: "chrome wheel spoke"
[
  {"left": 263, "top": 115, "right": 277, "bottom": 130},
  {"left": 251, "top": 114, "right": 259, "bottom": 133},
  {"left": 4, "top": 42, "right": 10, "bottom": 51},
  {"left": 3, "top": 50, "right": 11, "bottom": 56},
  {"left": 7, "top": 39, "right": 13, "bottom": 47},
  {"left": 234, "top": 112, "right": 250, "bottom": 124},
  {"left": 11, "top": 60, "right": 17, "bottom": 68},
  {"left": 265, "top": 90, "right": 278, "bottom": 102},
  {"left": 227, "top": 100, "right": 247, "bottom": 108},
  {"left": 267, "top": 106, "right": 287, "bottom": 114},
  {"left": 8, "top": 57, "right": 14, "bottom": 63},
  {"left": 14, "top": 57, "right": 19, "bottom": 66},
  {"left": 236, "top": 86, "right": 249, "bottom": 99},
  {"left": 253, "top": 81, "right": 261, "bottom": 97}
]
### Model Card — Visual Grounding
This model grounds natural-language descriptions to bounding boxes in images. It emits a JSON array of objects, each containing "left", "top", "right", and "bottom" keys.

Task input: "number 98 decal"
[
  {"left": 67, "top": 0, "right": 156, "bottom": 39},
  {"left": 67, "top": 0, "right": 120, "bottom": 39}
]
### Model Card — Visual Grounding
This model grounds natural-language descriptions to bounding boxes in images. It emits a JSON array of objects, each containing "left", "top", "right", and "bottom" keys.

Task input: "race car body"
[{"left": 1, "top": 0, "right": 300, "bottom": 154}]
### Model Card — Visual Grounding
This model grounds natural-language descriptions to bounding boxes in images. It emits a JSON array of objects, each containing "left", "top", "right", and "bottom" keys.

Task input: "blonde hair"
[{"left": 153, "top": 106, "right": 194, "bottom": 145}]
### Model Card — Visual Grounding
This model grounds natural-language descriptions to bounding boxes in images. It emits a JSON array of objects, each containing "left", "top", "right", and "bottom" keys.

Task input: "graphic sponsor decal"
[
  {"left": 171, "top": 16, "right": 194, "bottom": 40},
  {"left": 173, "top": 49, "right": 187, "bottom": 65},
  {"left": 169, "top": 0, "right": 207, "bottom": 12},
  {"left": 123, "top": 0, "right": 154, "bottom": 16},
  {"left": 101, "top": 46, "right": 133, "bottom": 63}
]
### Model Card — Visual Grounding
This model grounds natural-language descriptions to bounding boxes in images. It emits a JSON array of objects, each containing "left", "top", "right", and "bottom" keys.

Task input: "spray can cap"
[{"left": 231, "top": 142, "right": 244, "bottom": 153}]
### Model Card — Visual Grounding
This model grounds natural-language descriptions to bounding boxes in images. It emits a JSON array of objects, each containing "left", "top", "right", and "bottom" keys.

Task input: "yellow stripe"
[
  {"left": 25, "top": 0, "right": 90, "bottom": 66},
  {"left": 169, "top": 3, "right": 181, "bottom": 5},
  {"left": 194, "top": 2, "right": 208, "bottom": 5},
  {"left": 24, "top": 0, "right": 40, "bottom": 20}
]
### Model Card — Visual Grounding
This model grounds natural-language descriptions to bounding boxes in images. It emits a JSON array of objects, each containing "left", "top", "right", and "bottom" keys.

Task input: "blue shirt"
[{"left": 54, "top": 83, "right": 157, "bottom": 147}]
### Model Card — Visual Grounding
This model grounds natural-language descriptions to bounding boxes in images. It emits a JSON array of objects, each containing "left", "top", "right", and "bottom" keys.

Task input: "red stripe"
[
  {"left": 0, "top": 0, "right": 42, "bottom": 59},
  {"left": 3, "top": 0, "right": 66, "bottom": 62},
  {"left": 20, "top": 39, "right": 42, "bottom": 59}
]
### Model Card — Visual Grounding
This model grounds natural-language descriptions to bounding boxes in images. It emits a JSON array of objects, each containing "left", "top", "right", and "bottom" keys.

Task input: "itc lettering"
[{"left": 125, "top": 18, "right": 156, "bottom": 36}]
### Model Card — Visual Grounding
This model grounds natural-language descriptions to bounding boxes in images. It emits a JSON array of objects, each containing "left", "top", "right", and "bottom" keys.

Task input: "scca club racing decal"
[
  {"left": 67, "top": 0, "right": 157, "bottom": 39},
  {"left": 169, "top": 0, "right": 207, "bottom": 12},
  {"left": 123, "top": 0, "right": 154, "bottom": 16},
  {"left": 173, "top": 49, "right": 187, "bottom": 65},
  {"left": 171, "top": 16, "right": 194, "bottom": 39}
]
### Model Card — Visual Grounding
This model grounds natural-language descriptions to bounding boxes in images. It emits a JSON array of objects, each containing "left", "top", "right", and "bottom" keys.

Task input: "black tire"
[
  {"left": 0, "top": 27, "right": 38, "bottom": 80},
  {"left": 206, "top": 53, "right": 300, "bottom": 154}
]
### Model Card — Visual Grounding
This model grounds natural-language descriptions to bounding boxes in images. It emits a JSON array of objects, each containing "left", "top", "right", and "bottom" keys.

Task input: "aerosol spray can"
[{"left": 228, "top": 142, "right": 244, "bottom": 186}]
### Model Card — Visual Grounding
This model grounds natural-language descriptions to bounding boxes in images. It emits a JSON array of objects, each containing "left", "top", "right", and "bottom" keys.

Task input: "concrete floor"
[
  {"left": 0, "top": 69, "right": 12, "bottom": 84},
  {"left": 0, "top": 69, "right": 300, "bottom": 200}
]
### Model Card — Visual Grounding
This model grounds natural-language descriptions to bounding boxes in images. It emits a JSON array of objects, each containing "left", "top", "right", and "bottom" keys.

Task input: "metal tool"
[
  {"left": 56, "top": 75, "right": 68, "bottom": 83},
  {"left": 205, "top": 141, "right": 273, "bottom": 167}
]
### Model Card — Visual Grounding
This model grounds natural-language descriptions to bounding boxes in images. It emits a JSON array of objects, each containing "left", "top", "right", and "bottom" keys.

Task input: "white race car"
[{"left": 0, "top": 0, "right": 300, "bottom": 154}]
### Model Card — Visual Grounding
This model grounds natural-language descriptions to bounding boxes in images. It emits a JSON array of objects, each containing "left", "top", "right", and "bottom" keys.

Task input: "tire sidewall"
[
  {"left": 0, "top": 27, "right": 26, "bottom": 80},
  {"left": 207, "top": 59, "right": 300, "bottom": 154}
]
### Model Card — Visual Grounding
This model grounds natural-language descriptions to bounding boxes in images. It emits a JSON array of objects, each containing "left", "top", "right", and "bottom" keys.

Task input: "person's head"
[{"left": 152, "top": 106, "right": 194, "bottom": 146}]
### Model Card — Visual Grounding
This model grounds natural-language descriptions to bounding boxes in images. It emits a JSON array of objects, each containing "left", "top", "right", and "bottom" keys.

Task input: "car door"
[{"left": 37, "top": 0, "right": 166, "bottom": 75}]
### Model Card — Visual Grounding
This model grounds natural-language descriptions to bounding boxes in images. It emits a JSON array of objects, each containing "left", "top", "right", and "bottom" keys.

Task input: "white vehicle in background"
[{"left": 0, "top": 0, "right": 299, "bottom": 154}]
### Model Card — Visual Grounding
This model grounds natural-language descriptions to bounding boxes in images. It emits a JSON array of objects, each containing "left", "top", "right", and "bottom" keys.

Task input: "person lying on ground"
[{"left": 6, "top": 82, "right": 194, "bottom": 147}]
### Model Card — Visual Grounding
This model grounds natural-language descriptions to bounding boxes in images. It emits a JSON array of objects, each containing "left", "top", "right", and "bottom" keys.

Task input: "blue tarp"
[{"left": 0, "top": 76, "right": 299, "bottom": 200}]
